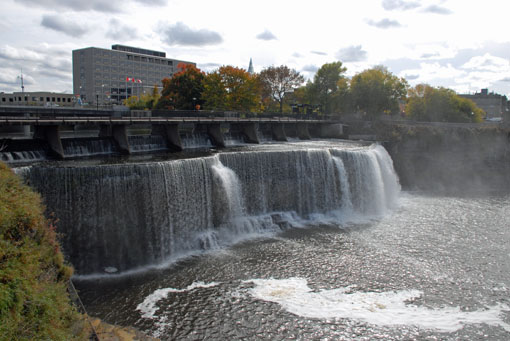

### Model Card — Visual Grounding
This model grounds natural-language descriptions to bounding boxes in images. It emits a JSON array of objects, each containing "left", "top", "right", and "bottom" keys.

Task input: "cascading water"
[{"left": 19, "top": 142, "right": 400, "bottom": 275}]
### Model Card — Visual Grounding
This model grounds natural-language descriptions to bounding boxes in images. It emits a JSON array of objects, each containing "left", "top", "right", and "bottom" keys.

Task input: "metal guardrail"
[{"left": 0, "top": 115, "right": 336, "bottom": 126}]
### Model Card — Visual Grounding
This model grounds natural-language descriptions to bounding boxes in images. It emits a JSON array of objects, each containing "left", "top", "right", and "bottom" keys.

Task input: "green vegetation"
[
  {"left": 406, "top": 84, "right": 484, "bottom": 123},
  {"left": 350, "top": 66, "right": 408, "bottom": 118},
  {"left": 0, "top": 162, "right": 81, "bottom": 340},
  {"left": 124, "top": 60, "right": 485, "bottom": 122}
]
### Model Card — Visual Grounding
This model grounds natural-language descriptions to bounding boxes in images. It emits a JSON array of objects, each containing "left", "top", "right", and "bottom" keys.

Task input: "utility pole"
[{"left": 18, "top": 68, "right": 25, "bottom": 104}]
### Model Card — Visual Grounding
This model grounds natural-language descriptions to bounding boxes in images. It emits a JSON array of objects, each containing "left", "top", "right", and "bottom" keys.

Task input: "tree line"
[{"left": 126, "top": 61, "right": 484, "bottom": 123}]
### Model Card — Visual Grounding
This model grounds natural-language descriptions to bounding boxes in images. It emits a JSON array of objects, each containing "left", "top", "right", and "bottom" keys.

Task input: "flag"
[{"left": 137, "top": 79, "right": 142, "bottom": 83}]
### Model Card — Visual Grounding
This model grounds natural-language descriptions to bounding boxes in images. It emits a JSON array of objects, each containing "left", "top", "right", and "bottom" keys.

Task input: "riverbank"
[{"left": 0, "top": 162, "right": 82, "bottom": 339}]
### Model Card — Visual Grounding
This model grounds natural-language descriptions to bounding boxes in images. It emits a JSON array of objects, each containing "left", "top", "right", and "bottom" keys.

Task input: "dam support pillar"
[
  {"left": 235, "top": 122, "right": 259, "bottom": 144},
  {"left": 33, "top": 125, "right": 64, "bottom": 159},
  {"left": 152, "top": 124, "right": 183, "bottom": 151},
  {"left": 318, "top": 123, "right": 344, "bottom": 138},
  {"left": 112, "top": 125, "right": 130, "bottom": 154},
  {"left": 297, "top": 123, "right": 311, "bottom": 140},
  {"left": 206, "top": 123, "right": 226, "bottom": 148},
  {"left": 99, "top": 124, "right": 130, "bottom": 154},
  {"left": 271, "top": 123, "right": 287, "bottom": 142}
]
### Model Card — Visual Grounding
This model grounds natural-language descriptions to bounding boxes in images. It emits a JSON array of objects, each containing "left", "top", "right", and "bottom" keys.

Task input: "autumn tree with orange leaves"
[
  {"left": 203, "top": 66, "right": 261, "bottom": 112},
  {"left": 156, "top": 63, "right": 205, "bottom": 110}
]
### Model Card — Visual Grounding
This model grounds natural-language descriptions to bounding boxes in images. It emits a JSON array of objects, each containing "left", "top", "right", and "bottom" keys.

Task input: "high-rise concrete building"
[{"left": 72, "top": 45, "right": 195, "bottom": 104}]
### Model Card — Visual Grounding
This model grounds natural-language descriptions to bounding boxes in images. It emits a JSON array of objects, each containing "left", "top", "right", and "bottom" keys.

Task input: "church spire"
[{"left": 247, "top": 58, "right": 254, "bottom": 74}]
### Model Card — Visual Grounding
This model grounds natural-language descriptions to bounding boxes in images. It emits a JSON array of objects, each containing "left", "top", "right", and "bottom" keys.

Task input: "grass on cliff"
[{"left": 0, "top": 162, "right": 83, "bottom": 340}]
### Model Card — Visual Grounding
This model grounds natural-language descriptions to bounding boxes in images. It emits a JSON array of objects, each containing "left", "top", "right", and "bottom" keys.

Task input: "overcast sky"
[{"left": 1, "top": 0, "right": 510, "bottom": 96}]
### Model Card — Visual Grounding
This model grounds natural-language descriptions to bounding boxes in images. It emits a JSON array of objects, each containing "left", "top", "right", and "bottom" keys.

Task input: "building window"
[
  {"left": 46, "top": 97, "right": 50, "bottom": 102},
  {"left": 40, "top": 97, "right": 44, "bottom": 101},
  {"left": 57, "top": 98, "right": 61, "bottom": 102},
  {"left": 52, "top": 97, "right": 55, "bottom": 102},
  {"left": 1, "top": 98, "right": 5, "bottom": 102}
]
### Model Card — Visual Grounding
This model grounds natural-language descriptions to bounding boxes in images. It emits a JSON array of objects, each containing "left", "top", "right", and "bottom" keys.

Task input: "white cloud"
[
  {"left": 382, "top": 0, "right": 420, "bottom": 11},
  {"left": 461, "top": 53, "right": 510, "bottom": 72},
  {"left": 366, "top": 18, "right": 403, "bottom": 29},
  {"left": 0, "top": 45, "right": 44, "bottom": 62},
  {"left": 161, "top": 22, "right": 223, "bottom": 47}
]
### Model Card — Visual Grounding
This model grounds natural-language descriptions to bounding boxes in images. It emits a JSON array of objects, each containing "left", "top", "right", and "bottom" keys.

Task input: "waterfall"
[{"left": 20, "top": 142, "right": 400, "bottom": 275}]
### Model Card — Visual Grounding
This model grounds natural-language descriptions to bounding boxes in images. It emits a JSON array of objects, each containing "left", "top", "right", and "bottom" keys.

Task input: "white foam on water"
[
  {"left": 245, "top": 277, "right": 510, "bottom": 333},
  {"left": 137, "top": 281, "right": 221, "bottom": 319}
]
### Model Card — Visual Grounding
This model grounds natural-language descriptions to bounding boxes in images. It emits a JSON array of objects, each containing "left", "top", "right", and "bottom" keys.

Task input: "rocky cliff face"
[{"left": 347, "top": 121, "right": 510, "bottom": 193}]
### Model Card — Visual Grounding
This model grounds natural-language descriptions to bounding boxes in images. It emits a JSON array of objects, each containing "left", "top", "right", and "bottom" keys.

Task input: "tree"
[
  {"left": 202, "top": 66, "right": 261, "bottom": 112},
  {"left": 259, "top": 65, "right": 304, "bottom": 113},
  {"left": 406, "top": 84, "right": 484, "bottom": 123},
  {"left": 124, "top": 85, "right": 161, "bottom": 110},
  {"left": 350, "top": 66, "right": 408, "bottom": 118},
  {"left": 156, "top": 63, "right": 205, "bottom": 110},
  {"left": 307, "top": 61, "right": 348, "bottom": 114}
]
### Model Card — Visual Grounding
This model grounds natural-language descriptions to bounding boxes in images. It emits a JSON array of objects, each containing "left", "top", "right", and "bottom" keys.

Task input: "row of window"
[
  {"left": 126, "top": 54, "right": 173, "bottom": 65},
  {"left": 1, "top": 96, "right": 72, "bottom": 103}
]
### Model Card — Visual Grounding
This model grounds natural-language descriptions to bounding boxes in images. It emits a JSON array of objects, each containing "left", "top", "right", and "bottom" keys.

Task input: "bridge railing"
[{"left": 0, "top": 106, "right": 337, "bottom": 121}]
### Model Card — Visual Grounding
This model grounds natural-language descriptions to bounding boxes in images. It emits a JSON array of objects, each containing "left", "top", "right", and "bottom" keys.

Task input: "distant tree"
[
  {"left": 406, "top": 84, "right": 484, "bottom": 123},
  {"left": 350, "top": 66, "right": 408, "bottom": 118},
  {"left": 259, "top": 65, "right": 304, "bottom": 113},
  {"left": 124, "top": 85, "right": 161, "bottom": 109},
  {"left": 156, "top": 63, "right": 205, "bottom": 110},
  {"left": 203, "top": 66, "right": 261, "bottom": 112},
  {"left": 307, "top": 61, "right": 348, "bottom": 114}
]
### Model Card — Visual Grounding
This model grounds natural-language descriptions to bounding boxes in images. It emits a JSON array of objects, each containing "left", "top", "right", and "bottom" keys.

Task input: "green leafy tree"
[
  {"left": 350, "top": 66, "right": 408, "bottom": 118},
  {"left": 259, "top": 65, "right": 304, "bottom": 113},
  {"left": 306, "top": 61, "right": 348, "bottom": 114},
  {"left": 203, "top": 66, "right": 261, "bottom": 111},
  {"left": 156, "top": 63, "right": 205, "bottom": 110},
  {"left": 406, "top": 84, "right": 484, "bottom": 123}
]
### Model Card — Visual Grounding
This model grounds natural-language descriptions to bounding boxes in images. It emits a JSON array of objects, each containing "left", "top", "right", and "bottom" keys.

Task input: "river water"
[
  {"left": 13, "top": 139, "right": 510, "bottom": 339},
  {"left": 74, "top": 190, "right": 510, "bottom": 339}
]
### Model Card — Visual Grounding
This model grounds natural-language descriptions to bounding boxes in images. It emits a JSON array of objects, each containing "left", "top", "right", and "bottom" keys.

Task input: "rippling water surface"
[{"left": 75, "top": 193, "right": 510, "bottom": 340}]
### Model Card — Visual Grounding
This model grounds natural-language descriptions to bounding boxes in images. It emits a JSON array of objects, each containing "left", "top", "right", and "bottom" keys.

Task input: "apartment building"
[{"left": 72, "top": 45, "right": 195, "bottom": 105}]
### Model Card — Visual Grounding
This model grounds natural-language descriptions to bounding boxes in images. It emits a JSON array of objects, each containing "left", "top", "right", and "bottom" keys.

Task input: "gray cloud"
[
  {"left": 292, "top": 52, "right": 303, "bottom": 58},
  {"left": 302, "top": 65, "right": 319, "bottom": 73},
  {"left": 422, "top": 5, "right": 453, "bottom": 15},
  {"left": 382, "top": 0, "right": 420, "bottom": 11},
  {"left": 161, "top": 22, "right": 223, "bottom": 46},
  {"left": 367, "top": 18, "right": 402, "bottom": 29},
  {"left": 500, "top": 77, "right": 510, "bottom": 82},
  {"left": 14, "top": 0, "right": 166, "bottom": 12},
  {"left": 41, "top": 15, "right": 88, "bottom": 37},
  {"left": 404, "top": 74, "right": 420, "bottom": 80},
  {"left": 421, "top": 52, "right": 440, "bottom": 59},
  {"left": 256, "top": 29, "right": 277, "bottom": 41},
  {"left": 311, "top": 51, "right": 327, "bottom": 56},
  {"left": 335, "top": 45, "right": 368, "bottom": 62},
  {"left": 106, "top": 18, "right": 139, "bottom": 40}
]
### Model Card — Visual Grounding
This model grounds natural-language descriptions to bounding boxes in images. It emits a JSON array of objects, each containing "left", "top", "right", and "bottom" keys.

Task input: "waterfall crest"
[{"left": 21, "top": 143, "right": 400, "bottom": 275}]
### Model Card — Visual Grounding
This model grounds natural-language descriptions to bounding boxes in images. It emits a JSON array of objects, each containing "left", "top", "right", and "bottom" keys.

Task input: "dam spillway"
[{"left": 18, "top": 141, "right": 400, "bottom": 275}]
